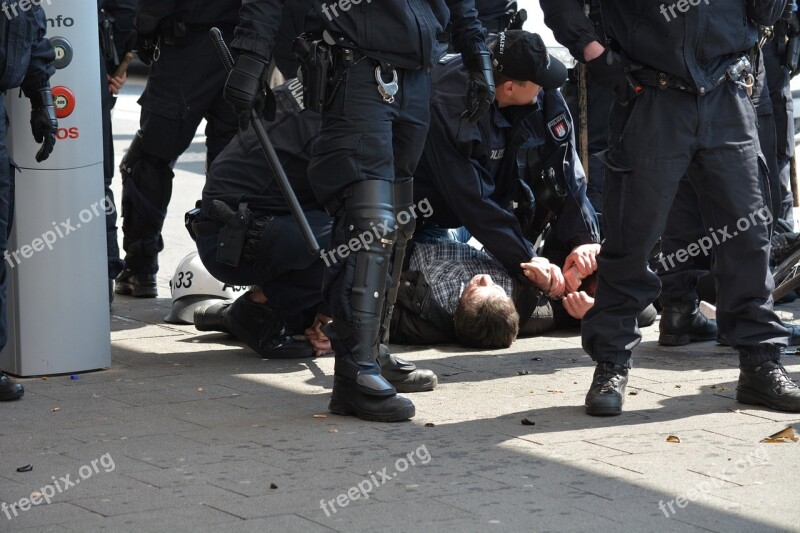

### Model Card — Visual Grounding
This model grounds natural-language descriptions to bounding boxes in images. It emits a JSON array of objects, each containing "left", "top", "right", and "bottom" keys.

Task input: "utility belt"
[
  {"left": 631, "top": 55, "right": 754, "bottom": 96},
  {"left": 293, "top": 32, "right": 399, "bottom": 113},
  {"left": 189, "top": 200, "right": 273, "bottom": 267}
]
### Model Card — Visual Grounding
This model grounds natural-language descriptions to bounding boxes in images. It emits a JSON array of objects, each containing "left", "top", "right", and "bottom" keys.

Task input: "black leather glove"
[
  {"left": 587, "top": 49, "right": 642, "bottom": 105},
  {"left": 29, "top": 88, "right": 57, "bottom": 163},
  {"left": 224, "top": 54, "right": 275, "bottom": 130},
  {"left": 507, "top": 9, "right": 527, "bottom": 31},
  {"left": 462, "top": 50, "right": 495, "bottom": 123}
]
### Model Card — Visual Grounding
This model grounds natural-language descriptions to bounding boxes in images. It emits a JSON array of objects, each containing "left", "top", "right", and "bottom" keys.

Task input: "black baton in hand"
[{"left": 210, "top": 27, "right": 320, "bottom": 255}]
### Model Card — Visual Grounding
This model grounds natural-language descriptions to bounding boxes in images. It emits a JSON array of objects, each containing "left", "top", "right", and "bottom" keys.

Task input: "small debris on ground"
[
  {"left": 16, "top": 465, "right": 33, "bottom": 473},
  {"left": 629, "top": 391, "right": 639, "bottom": 396},
  {"left": 521, "top": 418, "right": 535, "bottom": 426},
  {"left": 531, "top": 358, "right": 543, "bottom": 362},
  {"left": 424, "top": 423, "right": 435, "bottom": 427},
  {"left": 269, "top": 483, "right": 278, "bottom": 489},
  {"left": 761, "top": 426, "right": 799, "bottom": 444},
  {"left": 51, "top": 407, "right": 61, "bottom": 412},
  {"left": 313, "top": 414, "right": 327, "bottom": 419},
  {"left": 517, "top": 370, "right": 529, "bottom": 376},
  {"left": 666, "top": 436, "right": 681, "bottom": 444}
]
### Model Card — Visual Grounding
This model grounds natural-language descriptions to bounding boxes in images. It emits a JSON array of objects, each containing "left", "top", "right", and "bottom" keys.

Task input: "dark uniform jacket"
[
  {"left": 231, "top": 0, "right": 487, "bottom": 69},
  {"left": 414, "top": 55, "right": 599, "bottom": 285},
  {"left": 137, "top": 0, "right": 240, "bottom": 34},
  {"left": 202, "top": 79, "right": 322, "bottom": 216},
  {"left": 540, "top": 0, "right": 787, "bottom": 93},
  {"left": 0, "top": 4, "right": 53, "bottom": 95}
]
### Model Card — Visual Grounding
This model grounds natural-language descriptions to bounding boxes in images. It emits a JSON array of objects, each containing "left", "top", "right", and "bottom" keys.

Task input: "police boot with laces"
[
  {"left": 377, "top": 344, "right": 438, "bottom": 393},
  {"left": 736, "top": 361, "right": 800, "bottom": 412},
  {"left": 658, "top": 299, "right": 717, "bottom": 346},
  {"left": 585, "top": 363, "right": 628, "bottom": 416},
  {"left": 114, "top": 268, "right": 158, "bottom": 298},
  {"left": 223, "top": 295, "right": 312, "bottom": 359},
  {"left": 0, "top": 372, "right": 24, "bottom": 401}
]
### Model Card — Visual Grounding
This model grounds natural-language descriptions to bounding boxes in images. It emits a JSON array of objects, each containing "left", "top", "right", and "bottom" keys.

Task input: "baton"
[
  {"left": 209, "top": 27, "right": 320, "bottom": 255},
  {"left": 577, "top": 63, "right": 590, "bottom": 182}
]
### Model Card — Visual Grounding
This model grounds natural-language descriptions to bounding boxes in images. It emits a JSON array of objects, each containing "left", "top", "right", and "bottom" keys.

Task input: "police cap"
[{"left": 492, "top": 30, "right": 568, "bottom": 89}]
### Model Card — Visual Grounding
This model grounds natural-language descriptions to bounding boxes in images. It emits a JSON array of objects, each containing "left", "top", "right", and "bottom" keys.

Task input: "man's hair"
[{"left": 453, "top": 293, "right": 520, "bottom": 349}]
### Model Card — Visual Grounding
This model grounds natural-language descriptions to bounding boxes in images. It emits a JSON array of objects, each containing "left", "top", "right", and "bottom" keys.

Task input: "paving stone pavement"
[{"left": 2, "top": 78, "right": 800, "bottom": 533}]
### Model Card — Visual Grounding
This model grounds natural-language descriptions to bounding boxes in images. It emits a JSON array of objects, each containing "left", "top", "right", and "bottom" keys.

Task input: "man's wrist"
[{"left": 583, "top": 41, "right": 605, "bottom": 62}]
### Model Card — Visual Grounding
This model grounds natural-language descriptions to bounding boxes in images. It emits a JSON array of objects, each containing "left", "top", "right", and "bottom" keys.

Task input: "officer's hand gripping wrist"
[
  {"left": 588, "top": 49, "right": 641, "bottom": 105},
  {"left": 29, "top": 88, "right": 58, "bottom": 163},
  {"left": 224, "top": 54, "right": 275, "bottom": 131},
  {"left": 462, "top": 50, "right": 495, "bottom": 123}
]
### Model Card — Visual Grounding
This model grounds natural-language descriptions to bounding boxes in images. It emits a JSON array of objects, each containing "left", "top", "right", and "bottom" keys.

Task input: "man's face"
[
  {"left": 460, "top": 274, "right": 508, "bottom": 306},
  {"left": 496, "top": 80, "right": 542, "bottom": 108}
]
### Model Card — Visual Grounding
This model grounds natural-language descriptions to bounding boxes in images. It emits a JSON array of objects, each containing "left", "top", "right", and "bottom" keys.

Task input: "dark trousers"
[
  {"left": 763, "top": 42, "right": 795, "bottom": 226},
  {"left": 100, "top": 56, "right": 125, "bottom": 280},
  {"left": 196, "top": 211, "right": 332, "bottom": 329},
  {"left": 586, "top": 82, "right": 787, "bottom": 367},
  {"left": 0, "top": 100, "right": 13, "bottom": 354},
  {"left": 122, "top": 28, "right": 238, "bottom": 274},
  {"left": 563, "top": 74, "right": 614, "bottom": 214},
  {"left": 308, "top": 59, "right": 430, "bottom": 359}
]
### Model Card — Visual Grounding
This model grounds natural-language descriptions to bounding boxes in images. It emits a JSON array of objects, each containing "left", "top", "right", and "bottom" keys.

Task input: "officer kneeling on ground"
[
  {"left": 413, "top": 30, "right": 601, "bottom": 327},
  {"left": 192, "top": 79, "right": 437, "bottom": 394}
]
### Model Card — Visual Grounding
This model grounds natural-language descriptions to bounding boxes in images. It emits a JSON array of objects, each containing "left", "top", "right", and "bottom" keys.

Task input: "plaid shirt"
[{"left": 409, "top": 241, "right": 515, "bottom": 315}]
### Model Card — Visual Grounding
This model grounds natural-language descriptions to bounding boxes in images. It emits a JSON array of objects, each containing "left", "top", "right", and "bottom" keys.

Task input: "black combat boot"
[
  {"left": 114, "top": 268, "right": 158, "bottom": 298},
  {"left": 194, "top": 301, "right": 232, "bottom": 333},
  {"left": 326, "top": 180, "right": 415, "bottom": 422},
  {"left": 585, "top": 363, "right": 628, "bottom": 416},
  {"left": 737, "top": 361, "right": 800, "bottom": 412},
  {"left": 223, "top": 295, "right": 312, "bottom": 358},
  {"left": 658, "top": 299, "right": 717, "bottom": 346},
  {"left": 0, "top": 372, "right": 24, "bottom": 401},
  {"left": 329, "top": 356, "right": 416, "bottom": 422},
  {"left": 377, "top": 344, "right": 437, "bottom": 393}
]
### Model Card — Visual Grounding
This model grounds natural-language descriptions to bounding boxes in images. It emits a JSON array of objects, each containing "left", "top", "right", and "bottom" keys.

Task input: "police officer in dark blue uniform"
[
  {"left": 763, "top": 1, "right": 798, "bottom": 225},
  {"left": 193, "top": 78, "right": 437, "bottom": 392},
  {"left": 99, "top": 0, "right": 137, "bottom": 302},
  {"left": 414, "top": 31, "right": 600, "bottom": 292},
  {"left": 541, "top": 0, "right": 800, "bottom": 416},
  {"left": 224, "top": 1, "right": 493, "bottom": 421},
  {"left": 115, "top": 0, "right": 241, "bottom": 298},
  {"left": 0, "top": 4, "right": 57, "bottom": 400}
]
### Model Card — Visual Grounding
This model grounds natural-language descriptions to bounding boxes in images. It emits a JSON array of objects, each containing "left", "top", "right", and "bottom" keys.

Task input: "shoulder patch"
[{"left": 547, "top": 113, "right": 570, "bottom": 142}]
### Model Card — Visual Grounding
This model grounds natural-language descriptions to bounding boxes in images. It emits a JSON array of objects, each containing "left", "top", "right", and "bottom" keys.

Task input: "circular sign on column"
[
  {"left": 49, "top": 37, "right": 73, "bottom": 69},
  {"left": 52, "top": 87, "right": 76, "bottom": 119}
]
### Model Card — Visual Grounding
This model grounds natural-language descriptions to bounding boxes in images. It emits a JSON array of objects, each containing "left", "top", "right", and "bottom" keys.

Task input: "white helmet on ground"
[{"left": 164, "top": 251, "right": 248, "bottom": 324}]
